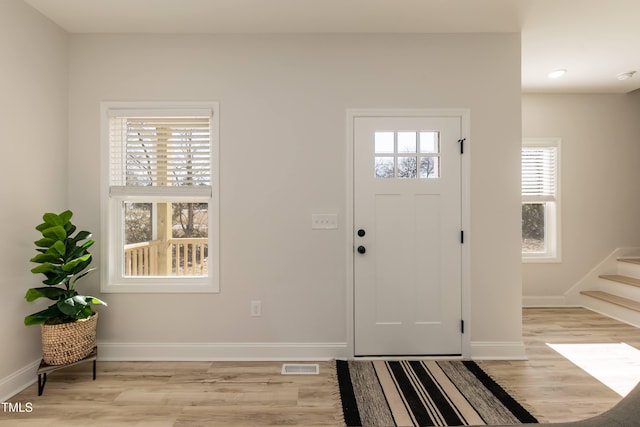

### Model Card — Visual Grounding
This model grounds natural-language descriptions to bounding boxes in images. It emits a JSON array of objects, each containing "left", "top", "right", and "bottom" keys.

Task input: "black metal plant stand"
[{"left": 36, "top": 346, "right": 97, "bottom": 396}]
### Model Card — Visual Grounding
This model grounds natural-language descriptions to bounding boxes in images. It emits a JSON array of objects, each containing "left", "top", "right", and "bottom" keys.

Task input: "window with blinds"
[
  {"left": 521, "top": 138, "right": 560, "bottom": 262},
  {"left": 101, "top": 102, "right": 220, "bottom": 293},
  {"left": 522, "top": 145, "right": 557, "bottom": 202},
  {"left": 109, "top": 116, "right": 211, "bottom": 189}
]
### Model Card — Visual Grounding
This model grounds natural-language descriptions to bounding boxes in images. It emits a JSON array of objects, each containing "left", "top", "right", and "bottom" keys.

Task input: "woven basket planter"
[{"left": 41, "top": 312, "right": 98, "bottom": 365}]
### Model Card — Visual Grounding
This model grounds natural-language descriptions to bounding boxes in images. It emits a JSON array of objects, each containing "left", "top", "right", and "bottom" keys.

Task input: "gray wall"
[
  {"left": 0, "top": 2, "right": 526, "bottom": 398},
  {"left": 0, "top": 0, "right": 68, "bottom": 399},
  {"left": 68, "top": 33, "right": 523, "bottom": 359},
  {"left": 522, "top": 92, "right": 640, "bottom": 303}
]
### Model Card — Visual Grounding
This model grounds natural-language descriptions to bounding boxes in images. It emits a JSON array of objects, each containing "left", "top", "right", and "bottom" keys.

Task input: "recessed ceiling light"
[
  {"left": 616, "top": 71, "right": 636, "bottom": 81},
  {"left": 548, "top": 69, "right": 567, "bottom": 79}
]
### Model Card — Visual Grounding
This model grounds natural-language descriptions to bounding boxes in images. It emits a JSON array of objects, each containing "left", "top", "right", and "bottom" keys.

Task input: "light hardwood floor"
[
  {"left": 4, "top": 307, "right": 639, "bottom": 426},
  {"left": 479, "top": 307, "right": 640, "bottom": 423}
]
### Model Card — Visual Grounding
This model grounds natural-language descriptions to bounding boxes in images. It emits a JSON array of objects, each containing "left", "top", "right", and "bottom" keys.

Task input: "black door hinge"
[
  {"left": 461, "top": 320, "right": 465, "bottom": 334},
  {"left": 458, "top": 138, "right": 466, "bottom": 154},
  {"left": 460, "top": 230, "right": 464, "bottom": 244}
]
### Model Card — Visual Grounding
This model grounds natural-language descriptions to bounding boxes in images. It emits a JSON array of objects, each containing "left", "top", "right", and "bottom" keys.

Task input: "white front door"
[{"left": 353, "top": 115, "right": 463, "bottom": 356}]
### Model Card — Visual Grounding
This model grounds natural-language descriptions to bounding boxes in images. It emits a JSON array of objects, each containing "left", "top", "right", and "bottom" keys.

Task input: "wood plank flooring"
[
  {"left": 479, "top": 307, "right": 640, "bottom": 423},
  {"left": 4, "top": 307, "right": 640, "bottom": 426},
  {"left": 3, "top": 361, "right": 339, "bottom": 426}
]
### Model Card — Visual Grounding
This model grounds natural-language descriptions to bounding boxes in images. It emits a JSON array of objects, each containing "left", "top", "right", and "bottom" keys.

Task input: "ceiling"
[{"left": 23, "top": 0, "right": 640, "bottom": 93}]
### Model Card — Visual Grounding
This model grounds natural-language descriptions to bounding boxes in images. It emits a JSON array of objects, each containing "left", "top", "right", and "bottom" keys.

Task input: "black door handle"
[{"left": 357, "top": 246, "right": 366, "bottom": 254}]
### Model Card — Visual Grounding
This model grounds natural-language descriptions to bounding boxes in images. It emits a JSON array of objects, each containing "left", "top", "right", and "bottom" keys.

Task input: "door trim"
[{"left": 345, "top": 108, "right": 471, "bottom": 359}]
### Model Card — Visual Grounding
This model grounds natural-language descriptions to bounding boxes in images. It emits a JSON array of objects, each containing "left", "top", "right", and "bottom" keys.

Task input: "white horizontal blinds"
[
  {"left": 109, "top": 115, "right": 211, "bottom": 188},
  {"left": 522, "top": 145, "right": 557, "bottom": 202}
]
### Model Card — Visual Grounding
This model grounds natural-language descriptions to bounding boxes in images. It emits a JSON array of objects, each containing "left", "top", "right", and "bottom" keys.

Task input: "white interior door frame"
[{"left": 345, "top": 108, "right": 471, "bottom": 359}]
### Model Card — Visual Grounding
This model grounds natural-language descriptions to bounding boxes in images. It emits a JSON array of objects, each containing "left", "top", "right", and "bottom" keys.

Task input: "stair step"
[
  {"left": 581, "top": 290, "right": 640, "bottom": 312},
  {"left": 599, "top": 274, "right": 640, "bottom": 288},
  {"left": 618, "top": 258, "right": 640, "bottom": 265}
]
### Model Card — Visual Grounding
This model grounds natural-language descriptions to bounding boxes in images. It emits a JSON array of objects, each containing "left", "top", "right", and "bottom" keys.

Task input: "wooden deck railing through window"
[{"left": 124, "top": 238, "right": 208, "bottom": 276}]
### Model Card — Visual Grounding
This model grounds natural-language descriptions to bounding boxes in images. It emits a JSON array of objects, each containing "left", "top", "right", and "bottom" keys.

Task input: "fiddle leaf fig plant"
[{"left": 24, "top": 210, "right": 107, "bottom": 326}]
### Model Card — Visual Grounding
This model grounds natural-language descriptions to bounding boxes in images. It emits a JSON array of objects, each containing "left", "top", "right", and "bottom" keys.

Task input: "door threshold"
[{"left": 354, "top": 354, "right": 463, "bottom": 361}]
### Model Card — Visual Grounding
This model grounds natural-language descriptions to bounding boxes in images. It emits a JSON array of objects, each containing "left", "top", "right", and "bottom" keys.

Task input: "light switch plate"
[{"left": 311, "top": 213, "right": 338, "bottom": 229}]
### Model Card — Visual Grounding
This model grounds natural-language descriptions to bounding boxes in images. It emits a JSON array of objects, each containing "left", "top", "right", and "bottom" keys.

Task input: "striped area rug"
[{"left": 336, "top": 360, "right": 538, "bottom": 426}]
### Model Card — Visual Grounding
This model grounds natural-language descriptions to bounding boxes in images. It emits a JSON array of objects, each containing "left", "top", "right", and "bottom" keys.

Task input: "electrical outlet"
[{"left": 251, "top": 300, "right": 262, "bottom": 317}]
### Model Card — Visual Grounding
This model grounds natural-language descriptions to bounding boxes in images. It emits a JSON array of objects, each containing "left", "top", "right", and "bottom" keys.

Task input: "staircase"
[{"left": 578, "top": 257, "right": 640, "bottom": 327}]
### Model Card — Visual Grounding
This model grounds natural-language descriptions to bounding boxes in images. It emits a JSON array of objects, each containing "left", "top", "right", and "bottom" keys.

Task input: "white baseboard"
[
  {"left": 97, "top": 341, "right": 348, "bottom": 361},
  {"left": 522, "top": 295, "right": 569, "bottom": 307},
  {"left": 0, "top": 359, "right": 40, "bottom": 402},
  {"left": 470, "top": 341, "right": 527, "bottom": 360}
]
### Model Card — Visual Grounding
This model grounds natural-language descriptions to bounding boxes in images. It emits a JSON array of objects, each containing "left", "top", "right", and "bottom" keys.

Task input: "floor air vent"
[{"left": 281, "top": 363, "right": 320, "bottom": 375}]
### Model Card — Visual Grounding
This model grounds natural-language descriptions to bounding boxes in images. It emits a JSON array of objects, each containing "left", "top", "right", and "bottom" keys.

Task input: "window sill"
[
  {"left": 522, "top": 255, "right": 561, "bottom": 264},
  {"left": 101, "top": 280, "right": 219, "bottom": 294}
]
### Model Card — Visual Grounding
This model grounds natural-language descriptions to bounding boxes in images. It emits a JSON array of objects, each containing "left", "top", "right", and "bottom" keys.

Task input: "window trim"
[
  {"left": 100, "top": 101, "right": 220, "bottom": 293},
  {"left": 522, "top": 137, "right": 561, "bottom": 263}
]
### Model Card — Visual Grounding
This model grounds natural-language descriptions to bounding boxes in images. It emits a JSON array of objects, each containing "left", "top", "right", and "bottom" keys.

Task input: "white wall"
[
  {"left": 67, "top": 33, "right": 523, "bottom": 360},
  {"left": 522, "top": 92, "right": 640, "bottom": 302},
  {"left": 0, "top": 0, "right": 68, "bottom": 399}
]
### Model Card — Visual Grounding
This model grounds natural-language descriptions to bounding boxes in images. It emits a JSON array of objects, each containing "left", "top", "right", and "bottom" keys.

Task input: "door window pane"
[
  {"left": 420, "top": 157, "right": 439, "bottom": 178},
  {"left": 375, "top": 132, "right": 394, "bottom": 153},
  {"left": 397, "top": 132, "right": 417, "bottom": 153},
  {"left": 375, "top": 157, "right": 395, "bottom": 178},
  {"left": 398, "top": 157, "right": 417, "bottom": 178},
  {"left": 374, "top": 131, "right": 441, "bottom": 179},
  {"left": 420, "top": 132, "right": 439, "bottom": 153}
]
